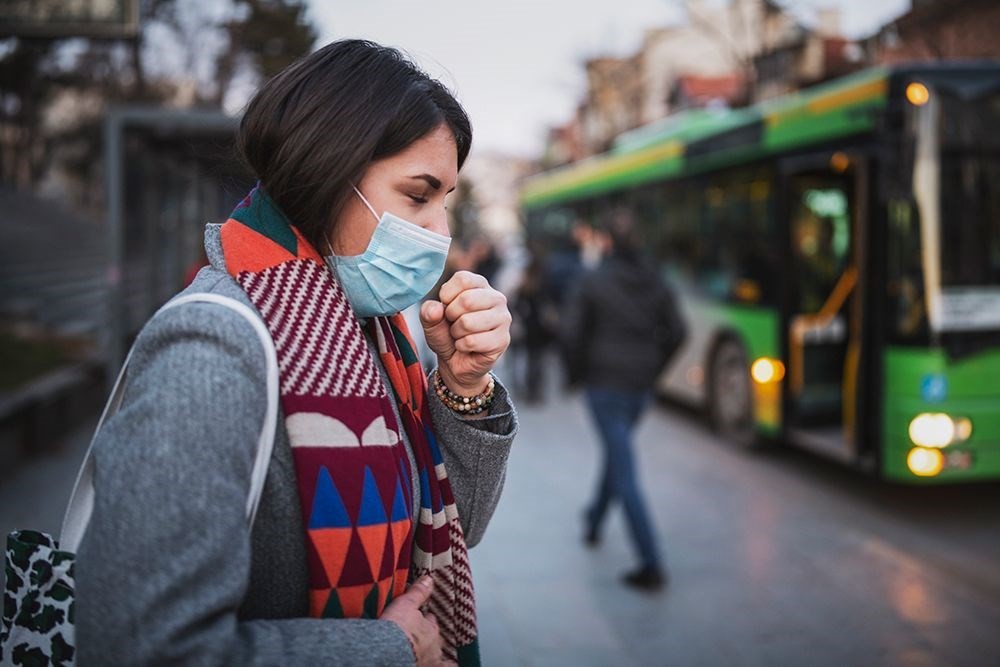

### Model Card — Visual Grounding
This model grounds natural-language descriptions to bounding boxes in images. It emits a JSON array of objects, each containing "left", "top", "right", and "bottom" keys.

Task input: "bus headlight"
[
  {"left": 906, "top": 82, "right": 931, "bottom": 106},
  {"left": 751, "top": 358, "right": 785, "bottom": 384},
  {"left": 907, "top": 447, "right": 943, "bottom": 477},
  {"left": 907, "top": 413, "right": 973, "bottom": 448}
]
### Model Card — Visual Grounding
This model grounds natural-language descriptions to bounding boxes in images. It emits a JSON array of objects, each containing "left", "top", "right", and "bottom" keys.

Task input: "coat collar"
[{"left": 204, "top": 223, "right": 226, "bottom": 272}]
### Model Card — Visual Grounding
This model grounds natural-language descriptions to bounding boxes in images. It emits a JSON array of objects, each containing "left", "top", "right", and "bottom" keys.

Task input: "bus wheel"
[{"left": 709, "top": 339, "right": 758, "bottom": 449}]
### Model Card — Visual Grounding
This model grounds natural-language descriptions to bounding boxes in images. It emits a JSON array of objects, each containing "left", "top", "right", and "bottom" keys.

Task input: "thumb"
[
  {"left": 420, "top": 300, "right": 455, "bottom": 359},
  {"left": 402, "top": 575, "right": 435, "bottom": 607}
]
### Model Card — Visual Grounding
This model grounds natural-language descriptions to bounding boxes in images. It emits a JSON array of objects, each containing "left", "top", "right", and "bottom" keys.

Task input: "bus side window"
[{"left": 701, "top": 167, "right": 777, "bottom": 306}]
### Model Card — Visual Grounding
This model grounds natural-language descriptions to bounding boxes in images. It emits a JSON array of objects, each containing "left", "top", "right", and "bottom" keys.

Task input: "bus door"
[{"left": 783, "top": 165, "right": 860, "bottom": 461}]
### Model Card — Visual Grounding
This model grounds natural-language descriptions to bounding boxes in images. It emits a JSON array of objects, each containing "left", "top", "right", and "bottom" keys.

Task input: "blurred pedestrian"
[
  {"left": 75, "top": 40, "right": 517, "bottom": 666},
  {"left": 511, "top": 251, "right": 555, "bottom": 403},
  {"left": 561, "top": 210, "right": 686, "bottom": 592}
]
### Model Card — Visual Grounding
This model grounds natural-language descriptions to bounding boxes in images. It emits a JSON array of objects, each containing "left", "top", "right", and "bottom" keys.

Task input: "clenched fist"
[{"left": 420, "top": 271, "right": 511, "bottom": 397}]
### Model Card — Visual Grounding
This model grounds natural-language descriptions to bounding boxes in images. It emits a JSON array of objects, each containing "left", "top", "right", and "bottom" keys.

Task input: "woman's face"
[{"left": 329, "top": 123, "right": 458, "bottom": 256}]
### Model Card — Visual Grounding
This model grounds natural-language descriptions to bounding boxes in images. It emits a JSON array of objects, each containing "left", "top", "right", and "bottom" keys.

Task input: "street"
[
  {"left": 3, "top": 370, "right": 1000, "bottom": 667},
  {"left": 472, "top": 367, "right": 1000, "bottom": 667}
]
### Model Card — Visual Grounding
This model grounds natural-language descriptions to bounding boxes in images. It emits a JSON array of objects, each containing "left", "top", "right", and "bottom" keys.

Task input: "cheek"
[{"left": 330, "top": 201, "right": 378, "bottom": 255}]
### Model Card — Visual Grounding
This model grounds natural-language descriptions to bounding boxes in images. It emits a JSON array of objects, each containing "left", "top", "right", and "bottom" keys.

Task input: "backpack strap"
[{"left": 59, "top": 293, "right": 279, "bottom": 553}]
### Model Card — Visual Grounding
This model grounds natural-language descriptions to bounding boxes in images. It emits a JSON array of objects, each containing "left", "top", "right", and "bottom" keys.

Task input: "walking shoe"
[{"left": 622, "top": 566, "right": 667, "bottom": 592}]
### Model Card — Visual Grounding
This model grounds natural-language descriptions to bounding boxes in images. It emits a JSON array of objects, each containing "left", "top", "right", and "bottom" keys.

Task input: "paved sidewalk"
[
  {"left": 471, "top": 389, "right": 678, "bottom": 667},
  {"left": 472, "top": 372, "right": 1000, "bottom": 666}
]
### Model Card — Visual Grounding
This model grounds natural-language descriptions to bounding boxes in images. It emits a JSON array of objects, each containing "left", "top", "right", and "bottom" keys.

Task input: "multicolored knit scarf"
[{"left": 220, "top": 186, "right": 478, "bottom": 665}]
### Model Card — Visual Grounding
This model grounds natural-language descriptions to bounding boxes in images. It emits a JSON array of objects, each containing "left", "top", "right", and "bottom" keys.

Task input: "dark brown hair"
[{"left": 237, "top": 39, "right": 472, "bottom": 250}]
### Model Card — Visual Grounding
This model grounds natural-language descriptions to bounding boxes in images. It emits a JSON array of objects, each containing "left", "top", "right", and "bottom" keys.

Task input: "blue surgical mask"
[{"left": 325, "top": 186, "right": 451, "bottom": 318}]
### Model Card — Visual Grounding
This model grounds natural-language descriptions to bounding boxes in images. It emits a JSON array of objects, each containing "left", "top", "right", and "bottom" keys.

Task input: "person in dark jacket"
[
  {"left": 561, "top": 210, "right": 686, "bottom": 592},
  {"left": 512, "top": 252, "right": 555, "bottom": 403}
]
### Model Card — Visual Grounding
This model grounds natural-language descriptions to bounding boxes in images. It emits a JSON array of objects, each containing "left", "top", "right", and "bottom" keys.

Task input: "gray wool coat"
[{"left": 75, "top": 225, "right": 517, "bottom": 666}]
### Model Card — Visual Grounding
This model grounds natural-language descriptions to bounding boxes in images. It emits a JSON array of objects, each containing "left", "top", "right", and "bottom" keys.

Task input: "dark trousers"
[
  {"left": 585, "top": 387, "right": 662, "bottom": 570},
  {"left": 524, "top": 343, "right": 546, "bottom": 402}
]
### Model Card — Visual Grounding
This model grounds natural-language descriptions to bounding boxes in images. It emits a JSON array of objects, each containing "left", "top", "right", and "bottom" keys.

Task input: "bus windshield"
[
  {"left": 936, "top": 89, "right": 1000, "bottom": 330},
  {"left": 904, "top": 82, "right": 1000, "bottom": 338}
]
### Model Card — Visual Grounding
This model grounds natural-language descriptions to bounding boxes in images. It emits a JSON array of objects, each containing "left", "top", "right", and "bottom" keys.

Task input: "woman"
[{"left": 76, "top": 40, "right": 516, "bottom": 666}]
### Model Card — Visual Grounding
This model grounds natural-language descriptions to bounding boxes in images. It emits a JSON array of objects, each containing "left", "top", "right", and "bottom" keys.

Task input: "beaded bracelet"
[{"left": 432, "top": 370, "right": 496, "bottom": 415}]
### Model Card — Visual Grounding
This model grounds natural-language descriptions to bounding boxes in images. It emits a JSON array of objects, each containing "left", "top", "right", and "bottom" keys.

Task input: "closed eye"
[{"left": 407, "top": 194, "right": 428, "bottom": 204}]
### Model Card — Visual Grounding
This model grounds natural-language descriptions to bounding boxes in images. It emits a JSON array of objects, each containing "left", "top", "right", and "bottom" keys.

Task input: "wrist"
[
  {"left": 436, "top": 365, "right": 490, "bottom": 396},
  {"left": 433, "top": 369, "right": 495, "bottom": 416}
]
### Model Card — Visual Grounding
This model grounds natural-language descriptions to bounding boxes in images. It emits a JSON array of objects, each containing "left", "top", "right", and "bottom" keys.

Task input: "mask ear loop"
[
  {"left": 352, "top": 185, "right": 381, "bottom": 222},
  {"left": 325, "top": 186, "right": 379, "bottom": 257}
]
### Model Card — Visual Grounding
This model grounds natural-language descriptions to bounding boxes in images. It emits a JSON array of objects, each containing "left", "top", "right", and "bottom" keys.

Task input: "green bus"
[{"left": 522, "top": 63, "right": 1000, "bottom": 483}]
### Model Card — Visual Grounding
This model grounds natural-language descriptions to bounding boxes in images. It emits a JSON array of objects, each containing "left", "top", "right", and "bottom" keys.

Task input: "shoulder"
[{"left": 131, "top": 267, "right": 268, "bottom": 383}]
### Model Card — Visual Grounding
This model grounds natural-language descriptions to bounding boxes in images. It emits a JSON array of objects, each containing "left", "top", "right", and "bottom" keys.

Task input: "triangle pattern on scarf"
[
  {"left": 337, "top": 583, "right": 371, "bottom": 620},
  {"left": 309, "top": 466, "right": 352, "bottom": 529},
  {"left": 363, "top": 583, "right": 381, "bottom": 619},
  {"left": 391, "top": 476, "right": 409, "bottom": 522},
  {"left": 357, "top": 466, "right": 388, "bottom": 526},
  {"left": 358, "top": 524, "right": 389, "bottom": 582},
  {"left": 322, "top": 588, "right": 345, "bottom": 618},
  {"left": 378, "top": 526, "right": 396, "bottom": 580},
  {"left": 308, "top": 588, "right": 330, "bottom": 618},
  {"left": 338, "top": 529, "right": 375, "bottom": 587},
  {"left": 379, "top": 576, "right": 394, "bottom": 610},
  {"left": 310, "top": 527, "right": 351, "bottom": 587}
]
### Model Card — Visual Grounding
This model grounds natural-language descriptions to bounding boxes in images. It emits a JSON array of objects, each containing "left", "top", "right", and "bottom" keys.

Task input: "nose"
[{"left": 426, "top": 207, "right": 450, "bottom": 238}]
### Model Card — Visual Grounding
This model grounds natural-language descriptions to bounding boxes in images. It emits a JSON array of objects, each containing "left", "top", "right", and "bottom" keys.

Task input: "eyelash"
[{"left": 407, "top": 194, "right": 449, "bottom": 211}]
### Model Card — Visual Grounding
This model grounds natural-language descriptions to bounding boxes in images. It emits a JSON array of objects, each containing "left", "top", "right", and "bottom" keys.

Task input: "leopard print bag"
[
  {"left": 0, "top": 294, "right": 278, "bottom": 666},
  {"left": 2, "top": 531, "right": 76, "bottom": 666}
]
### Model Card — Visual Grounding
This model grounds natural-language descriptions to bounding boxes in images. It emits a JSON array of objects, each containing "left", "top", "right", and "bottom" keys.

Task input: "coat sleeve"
[
  {"left": 75, "top": 301, "right": 414, "bottom": 667},
  {"left": 425, "top": 373, "right": 517, "bottom": 547},
  {"left": 558, "top": 276, "right": 592, "bottom": 386}
]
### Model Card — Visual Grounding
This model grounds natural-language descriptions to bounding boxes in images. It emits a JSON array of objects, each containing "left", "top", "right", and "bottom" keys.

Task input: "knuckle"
[{"left": 458, "top": 291, "right": 475, "bottom": 311}]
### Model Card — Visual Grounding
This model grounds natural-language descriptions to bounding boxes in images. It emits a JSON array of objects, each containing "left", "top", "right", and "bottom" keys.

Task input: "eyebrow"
[{"left": 410, "top": 174, "right": 456, "bottom": 193}]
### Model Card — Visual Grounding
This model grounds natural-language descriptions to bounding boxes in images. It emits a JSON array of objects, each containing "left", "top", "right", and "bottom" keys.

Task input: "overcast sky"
[{"left": 308, "top": 0, "right": 910, "bottom": 158}]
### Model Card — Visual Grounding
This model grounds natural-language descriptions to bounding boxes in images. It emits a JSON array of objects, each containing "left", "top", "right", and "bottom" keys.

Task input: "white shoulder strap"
[{"left": 59, "top": 293, "right": 279, "bottom": 553}]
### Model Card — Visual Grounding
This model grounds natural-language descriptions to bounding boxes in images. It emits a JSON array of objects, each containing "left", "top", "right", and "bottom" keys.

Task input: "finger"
[
  {"left": 400, "top": 575, "right": 435, "bottom": 608},
  {"left": 449, "top": 307, "right": 511, "bottom": 340},
  {"left": 444, "top": 288, "right": 506, "bottom": 323},
  {"left": 420, "top": 300, "right": 445, "bottom": 327},
  {"left": 420, "top": 300, "right": 455, "bottom": 359},
  {"left": 454, "top": 327, "right": 511, "bottom": 355},
  {"left": 439, "top": 271, "right": 489, "bottom": 306}
]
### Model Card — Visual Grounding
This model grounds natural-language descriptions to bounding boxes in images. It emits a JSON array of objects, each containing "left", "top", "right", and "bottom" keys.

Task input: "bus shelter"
[{"left": 104, "top": 107, "right": 251, "bottom": 381}]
